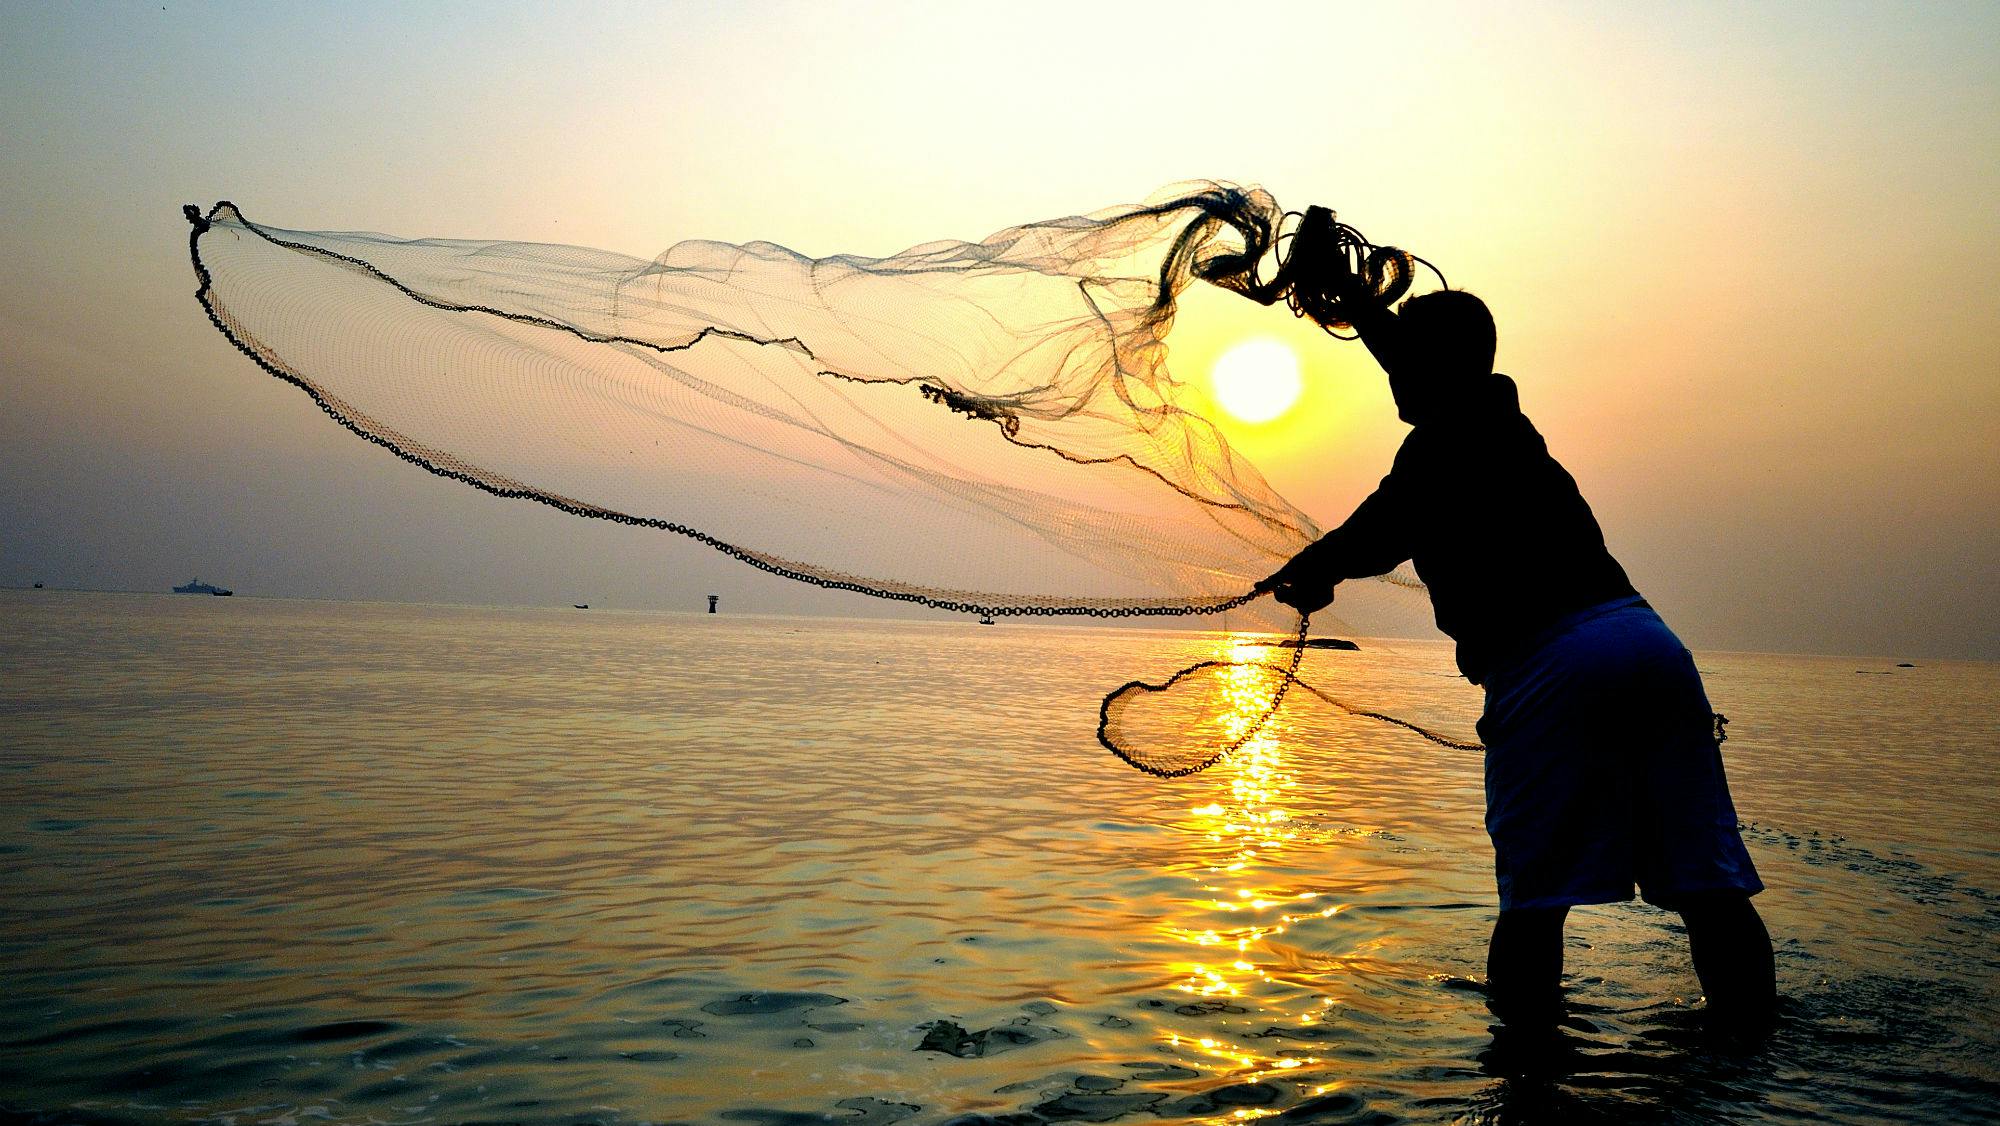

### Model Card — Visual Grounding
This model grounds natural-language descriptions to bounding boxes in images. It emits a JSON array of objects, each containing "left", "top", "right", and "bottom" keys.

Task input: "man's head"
[{"left": 1386, "top": 289, "right": 1495, "bottom": 424}]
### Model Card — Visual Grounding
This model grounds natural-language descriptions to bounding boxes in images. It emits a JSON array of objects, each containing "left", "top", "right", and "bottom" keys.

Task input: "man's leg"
[
  {"left": 1678, "top": 891, "right": 1775, "bottom": 1024},
  {"left": 1486, "top": 905, "right": 1569, "bottom": 1026}
]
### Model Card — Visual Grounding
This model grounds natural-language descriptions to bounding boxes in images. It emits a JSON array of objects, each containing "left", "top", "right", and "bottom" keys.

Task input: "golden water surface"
[{"left": 1, "top": 593, "right": 1995, "bottom": 1124}]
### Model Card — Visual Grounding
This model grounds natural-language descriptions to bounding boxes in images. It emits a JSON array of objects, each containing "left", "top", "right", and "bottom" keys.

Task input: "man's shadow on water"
[{"left": 1455, "top": 988, "right": 1785, "bottom": 1126}]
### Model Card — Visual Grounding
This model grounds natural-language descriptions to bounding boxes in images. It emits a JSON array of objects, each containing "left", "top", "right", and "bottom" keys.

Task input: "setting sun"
[{"left": 1210, "top": 338, "right": 1303, "bottom": 424}]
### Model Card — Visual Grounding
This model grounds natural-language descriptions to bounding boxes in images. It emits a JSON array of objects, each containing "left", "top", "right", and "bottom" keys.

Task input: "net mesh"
[{"left": 182, "top": 182, "right": 1477, "bottom": 775}]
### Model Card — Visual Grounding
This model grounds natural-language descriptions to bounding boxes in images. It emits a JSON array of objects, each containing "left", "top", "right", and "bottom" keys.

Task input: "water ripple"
[{"left": 0, "top": 592, "right": 1994, "bottom": 1124}]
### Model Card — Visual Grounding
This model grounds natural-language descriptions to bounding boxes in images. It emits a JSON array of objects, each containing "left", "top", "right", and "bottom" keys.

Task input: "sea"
[{"left": 1, "top": 591, "right": 1995, "bottom": 1125}]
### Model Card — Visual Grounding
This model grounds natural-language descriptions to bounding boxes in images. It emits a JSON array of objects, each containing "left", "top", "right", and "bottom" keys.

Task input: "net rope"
[{"left": 182, "top": 183, "right": 1478, "bottom": 776}]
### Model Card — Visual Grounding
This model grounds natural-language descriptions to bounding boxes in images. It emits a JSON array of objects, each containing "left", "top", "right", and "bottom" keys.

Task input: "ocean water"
[{"left": 1, "top": 591, "right": 1995, "bottom": 1125}]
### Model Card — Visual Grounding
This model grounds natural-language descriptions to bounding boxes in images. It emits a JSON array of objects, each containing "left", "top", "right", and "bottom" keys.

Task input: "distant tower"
[{"left": 707, "top": 594, "right": 719, "bottom": 614}]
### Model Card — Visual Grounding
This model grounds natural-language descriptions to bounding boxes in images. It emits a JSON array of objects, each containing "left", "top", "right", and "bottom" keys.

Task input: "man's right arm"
[
  {"left": 1345, "top": 301, "right": 1404, "bottom": 382},
  {"left": 1306, "top": 240, "right": 1405, "bottom": 380}
]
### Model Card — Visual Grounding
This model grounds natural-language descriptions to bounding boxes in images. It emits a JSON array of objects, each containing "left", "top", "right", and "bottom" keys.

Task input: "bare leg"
[
  {"left": 1678, "top": 891, "right": 1775, "bottom": 1026},
  {"left": 1486, "top": 905, "right": 1569, "bottom": 1027}
]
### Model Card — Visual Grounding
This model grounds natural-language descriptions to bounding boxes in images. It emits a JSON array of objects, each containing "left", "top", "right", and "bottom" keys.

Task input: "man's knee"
[
  {"left": 1488, "top": 907, "right": 1570, "bottom": 974},
  {"left": 1674, "top": 889, "right": 1761, "bottom": 925},
  {"left": 1494, "top": 905, "right": 1570, "bottom": 934}
]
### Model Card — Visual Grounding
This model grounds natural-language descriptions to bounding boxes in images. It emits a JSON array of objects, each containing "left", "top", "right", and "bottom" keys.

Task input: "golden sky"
[{"left": 1, "top": 1, "right": 1994, "bottom": 657}]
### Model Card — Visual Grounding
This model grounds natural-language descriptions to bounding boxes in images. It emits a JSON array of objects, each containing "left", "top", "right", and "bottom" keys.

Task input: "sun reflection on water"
[{"left": 1155, "top": 635, "right": 1352, "bottom": 1102}]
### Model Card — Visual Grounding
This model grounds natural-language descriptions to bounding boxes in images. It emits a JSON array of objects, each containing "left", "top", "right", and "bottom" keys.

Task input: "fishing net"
[{"left": 182, "top": 182, "right": 1478, "bottom": 776}]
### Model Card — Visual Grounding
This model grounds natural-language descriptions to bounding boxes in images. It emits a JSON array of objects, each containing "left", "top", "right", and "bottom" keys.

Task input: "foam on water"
[{"left": 0, "top": 592, "right": 1995, "bottom": 1124}]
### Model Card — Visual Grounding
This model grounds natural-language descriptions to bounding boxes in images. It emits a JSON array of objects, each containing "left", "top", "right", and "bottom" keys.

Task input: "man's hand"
[
  {"left": 1254, "top": 557, "right": 1336, "bottom": 616},
  {"left": 1320, "top": 247, "right": 1374, "bottom": 306}
]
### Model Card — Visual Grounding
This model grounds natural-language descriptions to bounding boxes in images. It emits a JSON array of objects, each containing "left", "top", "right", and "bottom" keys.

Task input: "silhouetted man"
[{"left": 1258, "top": 279, "right": 1775, "bottom": 1031}]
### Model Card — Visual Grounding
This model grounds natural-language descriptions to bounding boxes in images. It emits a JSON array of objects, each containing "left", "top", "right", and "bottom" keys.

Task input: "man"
[{"left": 1257, "top": 280, "right": 1775, "bottom": 1029}]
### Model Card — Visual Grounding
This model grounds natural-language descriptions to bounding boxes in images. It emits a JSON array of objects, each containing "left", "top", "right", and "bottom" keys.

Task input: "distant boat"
[
  {"left": 978, "top": 614, "right": 996, "bottom": 625},
  {"left": 574, "top": 603, "right": 590, "bottom": 609},
  {"left": 1268, "top": 637, "right": 1359, "bottom": 650},
  {"left": 173, "top": 578, "right": 233, "bottom": 596}
]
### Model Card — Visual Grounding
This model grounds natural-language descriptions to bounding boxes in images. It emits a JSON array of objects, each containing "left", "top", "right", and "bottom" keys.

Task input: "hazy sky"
[{"left": 2, "top": 1, "right": 1994, "bottom": 658}]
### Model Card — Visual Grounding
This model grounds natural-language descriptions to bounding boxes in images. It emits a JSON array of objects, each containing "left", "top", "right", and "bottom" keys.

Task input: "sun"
[{"left": 1210, "top": 338, "right": 1302, "bottom": 424}]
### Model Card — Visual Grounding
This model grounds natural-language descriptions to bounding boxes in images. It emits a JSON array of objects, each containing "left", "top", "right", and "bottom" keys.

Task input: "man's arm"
[
  {"left": 1258, "top": 462, "right": 1414, "bottom": 613},
  {"left": 1257, "top": 238, "right": 1417, "bottom": 612},
  {"left": 1290, "top": 212, "right": 1406, "bottom": 380},
  {"left": 1343, "top": 299, "right": 1405, "bottom": 382},
  {"left": 1305, "top": 475, "right": 1415, "bottom": 580}
]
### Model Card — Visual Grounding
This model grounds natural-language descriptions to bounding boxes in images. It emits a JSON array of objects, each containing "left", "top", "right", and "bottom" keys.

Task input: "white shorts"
[{"left": 1478, "top": 597, "right": 1763, "bottom": 912}]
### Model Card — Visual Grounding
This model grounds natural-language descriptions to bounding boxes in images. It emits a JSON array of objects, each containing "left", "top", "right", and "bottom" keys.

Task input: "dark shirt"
[{"left": 1301, "top": 372, "right": 1637, "bottom": 683}]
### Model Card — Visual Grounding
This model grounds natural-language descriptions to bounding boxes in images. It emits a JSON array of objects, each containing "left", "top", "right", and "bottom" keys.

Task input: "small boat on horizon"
[
  {"left": 173, "top": 578, "right": 233, "bottom": 596},
  {"left": 1267, "top": 636, "right": 1358, "bottom": 650},
  {"left": 978, "top": 614, "right": 996, "bottom": 625}
]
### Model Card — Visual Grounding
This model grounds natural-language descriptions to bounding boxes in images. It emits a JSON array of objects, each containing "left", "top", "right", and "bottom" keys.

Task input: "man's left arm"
[{"left": 1257, "top": 458, "right": 1415, "bottom": 613}]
